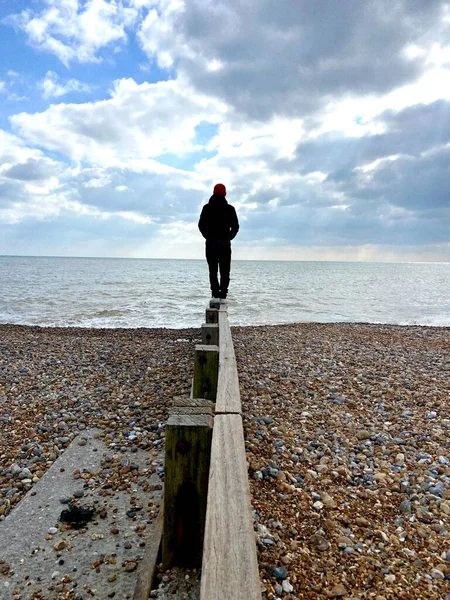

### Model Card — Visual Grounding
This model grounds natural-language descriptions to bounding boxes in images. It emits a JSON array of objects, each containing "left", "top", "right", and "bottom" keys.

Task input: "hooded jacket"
[{"left": 198, "top": 194, "right": 239, "bottom": 243}]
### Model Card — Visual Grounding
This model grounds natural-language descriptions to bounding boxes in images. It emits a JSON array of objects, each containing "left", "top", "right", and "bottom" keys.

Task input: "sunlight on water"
[{"left": 0, "top": 257, "right": 449, "bottom": 328}]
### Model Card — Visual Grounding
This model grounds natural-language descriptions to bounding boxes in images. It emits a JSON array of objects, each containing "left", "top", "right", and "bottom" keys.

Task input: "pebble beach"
[{"left": 1, "top": 323, "right": 449, "bottom": 599}]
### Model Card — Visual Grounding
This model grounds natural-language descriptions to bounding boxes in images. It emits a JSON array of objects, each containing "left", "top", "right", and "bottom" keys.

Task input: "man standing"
[{"left": 198, "top": 183, "right": 239, "bottom": 299}]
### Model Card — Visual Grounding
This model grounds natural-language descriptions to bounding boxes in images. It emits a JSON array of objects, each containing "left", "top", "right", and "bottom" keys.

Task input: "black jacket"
[{"left": 198, "top": 194, "right": 239, "bottom": 243}]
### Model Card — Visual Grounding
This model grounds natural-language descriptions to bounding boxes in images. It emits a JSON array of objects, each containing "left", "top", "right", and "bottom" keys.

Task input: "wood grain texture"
[
  {"left": 173, "top": 396, "right": 215, "bottom": 410},
  {"left": 215, "top": 311, "right": 241, "bottom": 414},
  {"left": 169, "top": 406, "right": 213, "bottom": 416},
  {"left": 193, "top": 345, "right": 219, "bottom": 401},
  {"left": 200, "top": 414, "right": 261, "bottom": 600},
  {"left": 163, "top": 413, "right": 213, "bottom": 568},
  {"left": 133, "top": 507, "right": 163, "bottom": 600},
  {"left": 205, "top": 308, "right": 219, "bottom": 324},
  {"left": 201, "top": 323, "right": 219, "bottom": 346}
]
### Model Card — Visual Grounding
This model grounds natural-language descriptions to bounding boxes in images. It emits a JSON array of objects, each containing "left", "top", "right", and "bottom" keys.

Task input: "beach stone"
[
  {"left": 431, "top": 568, "right": 445, "bottom": 579},
  {"left": 271, "top": 567, "right": 288, "bottom": 580},
  {"left": 326, "top": 583, "right": 347, "bottom": 597},
  {"left": 282, "top": 579, "right": 294, "bottom": 593},
  {"left": 337, "top": 536, "right": 354, "bottom": 548},
  {"left": 19, "top": 468, "right": 32, "bottom": 479},
  {"left": 309, "top": 534, "right": 330, "bottom": 551},
  {"left": 321, "top": 492, "right": 336, "bottom": 508},
  {"left": 399, "top": 498, "right": 412, "bottom": 514}
]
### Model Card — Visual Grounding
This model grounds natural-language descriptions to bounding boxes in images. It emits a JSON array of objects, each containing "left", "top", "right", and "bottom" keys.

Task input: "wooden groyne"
[{"left": 134, "top": 300, "right": 261, "bottom": 599}]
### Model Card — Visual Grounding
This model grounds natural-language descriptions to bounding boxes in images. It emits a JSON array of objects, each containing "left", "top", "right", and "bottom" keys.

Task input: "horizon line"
[{"left": 1, "top": 254, "right": 450, "bottom": 265}]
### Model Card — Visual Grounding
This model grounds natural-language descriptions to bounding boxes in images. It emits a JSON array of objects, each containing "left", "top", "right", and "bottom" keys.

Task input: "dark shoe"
[{"left": 219, "top": 291, "right": 227, "bottom": 299}]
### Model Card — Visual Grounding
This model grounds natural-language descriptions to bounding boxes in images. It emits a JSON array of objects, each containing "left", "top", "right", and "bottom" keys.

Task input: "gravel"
[
  {"left": 1, "top": 321, "right": 449, "bottom": 599},
  {"left": 234, "top": 322, "right": 450, "bottom": 599}
]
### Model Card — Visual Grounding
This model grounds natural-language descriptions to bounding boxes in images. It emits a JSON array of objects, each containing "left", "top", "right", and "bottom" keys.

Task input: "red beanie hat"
[{"left": 213, "top": 183, "right": 226, "bottom": 196}]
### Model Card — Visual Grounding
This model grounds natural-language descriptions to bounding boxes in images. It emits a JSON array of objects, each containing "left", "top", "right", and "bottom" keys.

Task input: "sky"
[{"left": 0, "top": 0, "right": 450, "bottom": 261}]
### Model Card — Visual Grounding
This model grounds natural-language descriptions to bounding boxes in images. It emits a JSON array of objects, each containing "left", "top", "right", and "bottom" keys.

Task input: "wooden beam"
[
  {"left": 201, "top": 323, "right": 219, "bottom": 346},
  {"left": 205, "top": 308, "right": 219, "bottom": 324},
  {"left": 170, "top": 406, "right": 214, "bottom": 416},
  {"left": 215, "top": 310, "right": 241, "bottom": 414},
  {"left": 209, "top": 299, "right": 221, "bottom": 309},
  {"left": 133, "top": 507, "right": 163, "bottom": 600},
  {"left": 200, "top": 414, "right": 261, "bottom": 600},
  {"left": 172, "top": 396, "right": 215, "bottom": 410},
  {"left": 193, "top": 345, "right": 219, "bottom": 402},
  {"left": 163, "top": 413, "right": 213, "bottom": 569}
]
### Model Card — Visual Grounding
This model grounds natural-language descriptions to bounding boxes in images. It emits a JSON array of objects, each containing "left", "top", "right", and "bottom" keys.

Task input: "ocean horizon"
[{"left": 1, "top": 255, "right": 449, "bottom": 329}]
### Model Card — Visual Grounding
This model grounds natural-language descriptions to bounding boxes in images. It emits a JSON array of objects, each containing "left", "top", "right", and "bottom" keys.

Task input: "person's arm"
[
  {"left": 229, "top": 206, "right": 239, "bottom": 240},
  {"left": 198, "top": 206, "right": 209, "bottom": 239}
]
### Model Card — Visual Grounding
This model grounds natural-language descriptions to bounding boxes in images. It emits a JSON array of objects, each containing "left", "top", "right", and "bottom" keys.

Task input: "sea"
[{"left": 0, "top": 256, "right": 449, "bottom": 329}]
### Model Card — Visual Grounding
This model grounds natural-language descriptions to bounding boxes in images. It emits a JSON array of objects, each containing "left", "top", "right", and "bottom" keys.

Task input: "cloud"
[
  {"left": 39, "top": 71, "right": 92, "bottom": 98},
  {"left": 138, "top": 0, "right": 450, "bottom": 120},
  {"left": 5, "top": 0, "right": 143, "bottom": 65},
  {"left": 2, "top": 1, "right": 450, "bottom": 260},
  {"left": 11, "top": 77, "right": 227, "bottom": 165},
  {"left": 4, "top": 157, "right": 58, "bottom": 181}
]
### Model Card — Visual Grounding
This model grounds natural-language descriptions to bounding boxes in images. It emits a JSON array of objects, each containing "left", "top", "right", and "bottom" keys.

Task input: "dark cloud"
[
  {"left": 282, "top": 100, "right": 450, "bottom": 179},
  {"left": 4, "top": 158, "right": 56, "bottom": 180},
  {"left": 170, "top": 0, "right": 449, "bottom": 119},
  {"left": 65, "top": 168, "right": 203, "bottom": 223}
]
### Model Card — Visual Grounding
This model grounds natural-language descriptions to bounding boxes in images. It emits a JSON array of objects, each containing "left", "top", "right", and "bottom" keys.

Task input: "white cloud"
[
  {"left": 6, "top": 0, "right": 143, "bottom": 65},
  {"left": 39, "top": 71, "right": 92, "bottom": 98},
  {"left": 0, "top": 81, "right": 6, "bottom": 93},
  {"left": 11, "top": 77, "right": 228, "bottom": 165}
]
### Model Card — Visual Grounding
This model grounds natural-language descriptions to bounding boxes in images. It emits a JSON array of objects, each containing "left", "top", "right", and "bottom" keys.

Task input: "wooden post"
[
  {"left": 163, "top": 410, "right": 213, "bottom": 569},
  {"left": 201, "top": 323, "right": 219, "bottom": 346},
  {"left": 193, "top": 344, "right": 219, "bottom": 401},
  {"left": 206, "top": 308, "right": 219, "bottom": 324}
]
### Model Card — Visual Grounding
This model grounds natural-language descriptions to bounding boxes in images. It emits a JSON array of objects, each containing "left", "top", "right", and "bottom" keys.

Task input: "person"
[{"left": 198, "top": 183, "right": 239, "bottom": 299}]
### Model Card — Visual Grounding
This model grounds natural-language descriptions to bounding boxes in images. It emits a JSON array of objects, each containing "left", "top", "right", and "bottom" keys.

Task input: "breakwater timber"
[{"left": 0, "top": 321, "right": 449, "bottom": 598}]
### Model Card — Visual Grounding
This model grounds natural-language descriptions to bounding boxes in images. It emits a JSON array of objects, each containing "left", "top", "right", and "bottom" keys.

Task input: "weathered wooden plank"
[
  {"left": 193, "top": 345, "right": 219, "bottom": 402},
  {"left": 215, "top": 311, "right": 241, "bottom": 414},
  {"left": 200, "top": 414, "right": 261, "bottom": 600},
  {"left": 133, "top": 507, "right": 163, "bottom": 600},
  {"left": 205, "top": 308, "right": 219, "bottom": 324},
  {"left": 163, "top": 413, "right": 213, "bottom": 569},
  {"left": 172, "top": 396, "right": 215, "bottom": 410},
  {"left": 169, "top": 406, "right": 213, "bottom": 416},
  {"left": 201, "top": 323, "right": 219, "bottom": 346}
]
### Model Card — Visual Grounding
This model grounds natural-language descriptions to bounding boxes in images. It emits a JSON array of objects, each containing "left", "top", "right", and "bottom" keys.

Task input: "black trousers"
[{"left": 205, "top": 240, "right": 231, "bottom": 297}]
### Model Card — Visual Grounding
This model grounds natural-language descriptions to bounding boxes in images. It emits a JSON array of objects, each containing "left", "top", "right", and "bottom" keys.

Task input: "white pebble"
[
  {"left": 431, "top": 568, "right": 445, "bottom": 580},
  {"left": 313, "top": 501, "right": 324, "bottom": 510}
]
